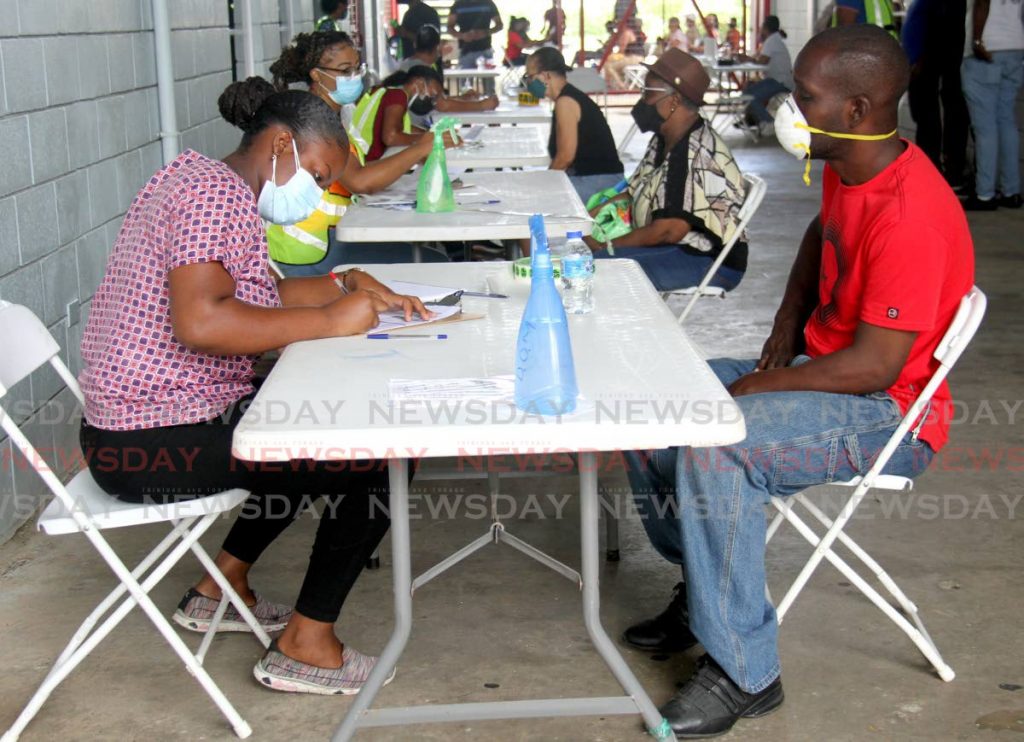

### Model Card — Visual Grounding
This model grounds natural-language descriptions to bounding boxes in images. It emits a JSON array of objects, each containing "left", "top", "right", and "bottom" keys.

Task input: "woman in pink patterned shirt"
[{"left": 78, "top": 78, "right": 427, "bottom": 695}]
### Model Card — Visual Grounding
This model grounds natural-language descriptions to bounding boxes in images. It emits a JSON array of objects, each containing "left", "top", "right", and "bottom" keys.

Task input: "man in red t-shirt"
[{"left": 620, "top": 26, "right": 975, "bottom": 737}]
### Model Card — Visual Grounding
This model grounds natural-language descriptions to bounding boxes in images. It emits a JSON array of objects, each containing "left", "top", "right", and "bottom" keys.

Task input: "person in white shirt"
[
  {"left": 960, "top": 0, "right": 1024, "bottom": 210},
  {"left": 666, "top": 16, "right": 688, "bottom": 50},
  {"left": 735, "top": 16, "right": 794, "bottom": 127}
]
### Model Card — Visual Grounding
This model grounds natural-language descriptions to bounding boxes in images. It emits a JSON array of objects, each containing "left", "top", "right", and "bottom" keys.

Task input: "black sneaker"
[
  {"left": 961, "top": 195, "right": 999, "bottom": 211},
  {"left": 998, "top": 193, "right": 1022, "bottom": 209},
  {"left": 660, "top": 655, "right": 784, "bottom": 738},
  {"left": 622, "top": 582, "right": 698, "bottom": 653}
]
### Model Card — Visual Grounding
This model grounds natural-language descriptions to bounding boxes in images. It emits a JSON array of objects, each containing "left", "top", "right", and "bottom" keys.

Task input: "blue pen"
[{"left": 367, "top": 333, "right": 448, "bottom": 340}]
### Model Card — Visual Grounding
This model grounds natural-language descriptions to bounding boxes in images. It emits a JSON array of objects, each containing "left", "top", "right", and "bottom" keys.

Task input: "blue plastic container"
[{"left": 513, "top": 214, "right": 579, "bottom": 415}]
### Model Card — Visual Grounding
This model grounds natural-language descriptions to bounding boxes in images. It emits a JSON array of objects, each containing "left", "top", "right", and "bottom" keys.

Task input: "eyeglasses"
[
  {"left": 318, "top": 63, "right": 366, "bottom": 78},
  {"left": 642, "top": 86, "right": 672, "bottom": 94}
]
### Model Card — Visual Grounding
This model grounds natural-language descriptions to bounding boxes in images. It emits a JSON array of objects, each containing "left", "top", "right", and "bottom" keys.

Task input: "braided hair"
[
  {"left": 218, "top": 77, "right": 348, "bottom": 150},
  {"left": 270, "top": 30, "right": 355, "bottom": 90}
]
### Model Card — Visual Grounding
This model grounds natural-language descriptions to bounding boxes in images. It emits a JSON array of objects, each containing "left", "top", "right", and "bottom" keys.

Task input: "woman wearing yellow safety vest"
[
  {"left": 267, "top": 32, "right": 452, "bottom": 275},
  {"left": 353, "top": 66, "right": 449, "bottom": 162}
]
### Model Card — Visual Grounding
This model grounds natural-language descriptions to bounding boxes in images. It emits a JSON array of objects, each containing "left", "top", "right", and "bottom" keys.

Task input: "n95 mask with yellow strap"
[{"left": 774, "top": 94, "right": 897, "bottom": 186}]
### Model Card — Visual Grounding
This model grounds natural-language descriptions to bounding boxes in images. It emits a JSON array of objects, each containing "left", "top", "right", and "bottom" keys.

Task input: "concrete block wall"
[{"left": 0, "top": 1, "right": 313, "bottom": 544}]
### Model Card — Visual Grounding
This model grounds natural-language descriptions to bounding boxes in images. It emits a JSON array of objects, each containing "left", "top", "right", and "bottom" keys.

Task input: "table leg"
[
  {"left": 578, "top": 452, "right": 674, "bottom": 741},
  {"left": 332, "top": 458, "right": 413, "bottom": 742}
]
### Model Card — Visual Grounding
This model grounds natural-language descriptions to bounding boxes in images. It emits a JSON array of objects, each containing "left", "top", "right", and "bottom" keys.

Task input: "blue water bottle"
[{"left": 514, "top": 214, "right": 579, "bottom": 415}]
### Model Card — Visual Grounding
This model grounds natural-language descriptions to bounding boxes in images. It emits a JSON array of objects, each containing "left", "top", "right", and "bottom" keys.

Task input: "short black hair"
[
  {"left": 321, "top": 0, "right": 346, "bottom": 14},
  {"left": 764, "top": 15, "right": 780, "bottom": 33},
  {"left": 804, "top": 25, "right": 910, "bottom": 107},
  {"left": 415, "top": 24, "right": 441, "bottom": 53},
  {"left": 381, "top": 65, "right": 444, "bottom": 88},
  {"left": 530, "top": 46, "right": 571, "bottom": 76},
  {"left": 219, "top": 77, "right": 348, "bottom": 150}
]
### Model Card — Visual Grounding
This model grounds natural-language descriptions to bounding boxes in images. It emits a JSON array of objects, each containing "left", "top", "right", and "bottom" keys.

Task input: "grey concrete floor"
[{"left": 1, "top": 110, "right": 1022, "bottom": 741}]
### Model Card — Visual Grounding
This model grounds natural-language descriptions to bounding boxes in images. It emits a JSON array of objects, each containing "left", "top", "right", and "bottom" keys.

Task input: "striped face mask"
[{"left": 774, "top": 94, "right": 897, "bottom": 186}]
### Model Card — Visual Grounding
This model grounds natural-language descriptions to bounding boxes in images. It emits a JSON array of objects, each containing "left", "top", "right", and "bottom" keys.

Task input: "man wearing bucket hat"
[
  {"left": 620, "top": 27, "right": 973, "bottom": 737},
  {"left": 587, "top": 48, "right": 748, "bottom": 293}
]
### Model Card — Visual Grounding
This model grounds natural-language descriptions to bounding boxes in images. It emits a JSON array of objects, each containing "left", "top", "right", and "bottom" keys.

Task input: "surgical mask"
[
  {"left": 631, "top": 99, "right": 665, "bottom": 134},
  {"left": 774, "top": 94, "right": 899, "bottom": 186},
  {"left": 256, "top": 139, "right": 324, "bottom": 225},
  {"left": 526, "top": 76, "right": 547, "bottom": 100},
  {"left": 321, "top": 75, "right": 364, "bottom": 105}
]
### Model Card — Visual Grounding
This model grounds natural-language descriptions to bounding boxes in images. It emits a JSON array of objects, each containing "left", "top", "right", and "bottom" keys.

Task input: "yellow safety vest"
[
  {"left": 266, "top": 145, "right": 363, "bottom": 266},
  {"left": 349, "top": 88, "right": 412, "bottom": 159},
  {"left": 831, "top": 0, "right": 898, "bottom": 38}
]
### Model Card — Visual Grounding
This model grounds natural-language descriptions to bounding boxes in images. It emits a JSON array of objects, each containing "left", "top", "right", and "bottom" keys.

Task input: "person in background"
[
  {"left": 726, "top": 17, "right": 743, "bottom": 52},
  {"left": 587, "top": 50, "right": 748, "bottom": 293},
  {"left": 734, "top": 16, "right": 794, "bottom": 129},
  {"left": 605, "top": 18, "right": 647, "bottom": 90},
  {"left": 352, "top": 66, "right": 447, "bottom": 162},
  {"left": 666, "top": 17, "right": 688, "bottom": 51},
  {"left": 959, "top": 0, "right": 1024, "bottom": 210},
  {"left": 397, "top": 0, "right": 440, "bottom": 60},
  {"left": 901, "top": 0, "right": 969, "bottom": 190},
  {"left": 268, "top": 31, "right": 448, "bottom": 273},
  {"left": 449, "top": 0, "right": 503, "bottom": 72},
  {"left": 506, "top": 16, "right": 538, "bottom": 66},
  {"left": 315, "top": 0, "right": 349, "bottom": 32},
  {"left": 542, "top": 0, "right": 567, "bottom": 48},
  {"left": 832, "top": 0, "right": 899, "bottom": 37},
  {"left": 400, "top": 25, "right": 499, "bottom": 128},
  {"left": 684, "top": 14, "right": 703, "bottom": 53},
  {"left": 704, "top": 12, "right": 721, "bottom": 40},
  {"left": 79, "top": 77, "right": 432, "bottom": 696},
  {"left": 525, "top": 47, "right": 624, "bottom": 203},
  {"left": 623, "top": 28, "right": 972, "bottom": 737}
]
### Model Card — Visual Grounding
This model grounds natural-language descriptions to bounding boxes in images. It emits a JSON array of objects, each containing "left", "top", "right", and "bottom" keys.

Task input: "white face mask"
[
  {"left": 256, "top": 139, "right": 324, "bottom": 225},
  {"left": 774, "top": 94, "right": 898, "bottom": 186}
]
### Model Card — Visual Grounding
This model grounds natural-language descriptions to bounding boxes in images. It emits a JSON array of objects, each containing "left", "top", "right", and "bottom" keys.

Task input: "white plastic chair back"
[
  {"left": 667, "top": 172, "right": 767, "bottom": 325},
  {"left": 856, "top": 286, "right": 986, "bottom": 489}
]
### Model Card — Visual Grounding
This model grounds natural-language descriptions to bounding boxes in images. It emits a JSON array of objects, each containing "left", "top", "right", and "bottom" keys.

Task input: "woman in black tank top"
[{"left": 525, "top": 48, "right": 625, "bottom": 204}]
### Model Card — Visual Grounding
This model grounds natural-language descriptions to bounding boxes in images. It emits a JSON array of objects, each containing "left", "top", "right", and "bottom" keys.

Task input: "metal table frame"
[{"left": 331, "top": 455, "right": 673, "bottom": 741}]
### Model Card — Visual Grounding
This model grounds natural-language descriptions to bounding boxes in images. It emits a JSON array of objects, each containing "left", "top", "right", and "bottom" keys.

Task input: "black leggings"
[{"left": 80, "top": 398, "right": 390, "bottom": 623}]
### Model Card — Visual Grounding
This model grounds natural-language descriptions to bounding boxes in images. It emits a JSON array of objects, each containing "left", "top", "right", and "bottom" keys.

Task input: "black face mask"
[
  {"left": 631, "top": 99, "right": 665, "bottom": 134},
  {"left": 409, "top": 96, "right": 436, "bottom": 116}
]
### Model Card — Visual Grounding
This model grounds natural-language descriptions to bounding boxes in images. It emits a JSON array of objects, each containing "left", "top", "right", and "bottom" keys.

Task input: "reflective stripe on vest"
[
  {"left": 349, "top": 88, "right": 413, "bottom": 159},
  {"left": 265, "top": 190, "right": 350, "bottom": 265}
]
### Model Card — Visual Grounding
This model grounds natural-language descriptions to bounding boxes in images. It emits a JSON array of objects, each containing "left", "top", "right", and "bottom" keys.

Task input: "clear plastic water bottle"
[
  {"left": 514, "top": 215, "right": 578, "bottom": 416},
  {"left": 561, "top": 230, "right": 594, "bottom": 314}
]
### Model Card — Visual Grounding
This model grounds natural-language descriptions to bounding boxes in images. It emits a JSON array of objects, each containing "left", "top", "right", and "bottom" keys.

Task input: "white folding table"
[
  {"left": 454, "top": 101, "right": 553, "bottom": 125},
  {"left": 335, "top": 170, "right": 590, "bottom": 244},
  {"left": 385, "top": 125, "right": 551, "bottom": 170},
  {"left": 231, "top": 260, "right": 747, "bottom": 741},
  {"left": 442, "top": 66, "right": 504, "bottom": 95}
]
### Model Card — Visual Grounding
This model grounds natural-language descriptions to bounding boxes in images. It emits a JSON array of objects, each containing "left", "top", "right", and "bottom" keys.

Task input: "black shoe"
[
  {"left": 961, "top": 195, "right": 999, "bottom": 211},
  {"left": 622, "top": 583, "right": 698, "bottom": 653},
  {"left": 660, "top": 655, "right": 784, "bottom": 738},
  {"left": 998, "top": 193, "right": 1022, "bottom": 209}
]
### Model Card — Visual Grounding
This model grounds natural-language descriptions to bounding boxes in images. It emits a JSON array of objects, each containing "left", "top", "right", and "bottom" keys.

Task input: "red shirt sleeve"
[{"left": 859, "top": 219, "right": 947, "bottom": 332}]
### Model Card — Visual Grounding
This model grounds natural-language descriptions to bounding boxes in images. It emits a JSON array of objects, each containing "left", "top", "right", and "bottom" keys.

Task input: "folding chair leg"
[
  {"left": 770, "top": 499, "right": 955, "bottom": 681},
  {"left": 3, "top": 515, "right": 254, "bottom": 741},
  {"left": 189, "top": 541, "right": 272, "bottom": 649}
]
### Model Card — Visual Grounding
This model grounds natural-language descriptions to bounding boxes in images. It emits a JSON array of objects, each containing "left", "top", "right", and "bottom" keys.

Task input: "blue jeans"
[
  {"left": 743, "top": 78, "right": 790, "bottom": 124},
  {"left": 276, "top": 240, "right": 450, "bottom": 278},
  {"left": 568, "top": 172, "right": 625, "bottom": 205},
  {"left": 625, "top": 357, "right": 934, "bottom": 693},
  {"left": 961, "top": 51, "right": 1024, "bottom": 199},
  {"left": 593, "top": 245, "right": 744, "bottom": 292},
  {"left": 458, "top": 48, "right": 496, "bottom": 94}
]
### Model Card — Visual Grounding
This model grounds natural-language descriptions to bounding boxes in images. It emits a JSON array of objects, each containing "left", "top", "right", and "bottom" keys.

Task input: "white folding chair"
[
  {"left": 661, "top": 172, "right": 766, "bottom": 325},
  {"left": 0, "top": 301, "right": 271, "bottom": 741},
  {"left": 766, "top": 286, "right": 987, "bottom": 682}
]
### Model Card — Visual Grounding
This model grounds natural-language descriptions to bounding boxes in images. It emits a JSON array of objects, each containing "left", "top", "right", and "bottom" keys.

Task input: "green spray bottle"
[{"left": 415, "top": 117, "right": 461, "bottom": 213}]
